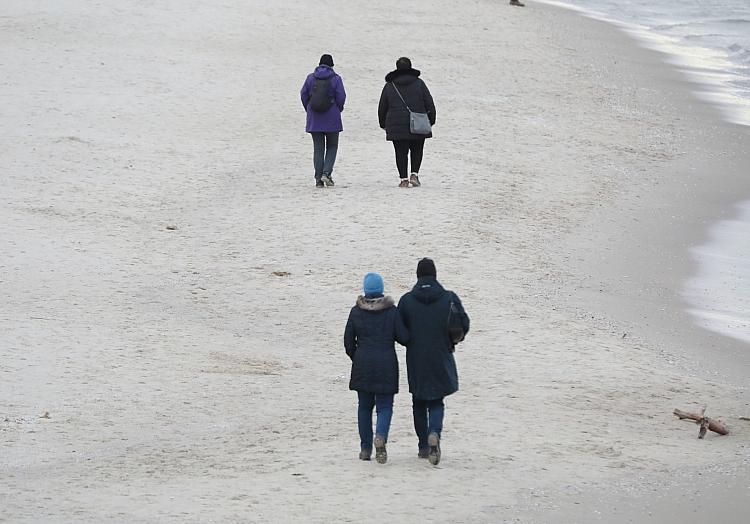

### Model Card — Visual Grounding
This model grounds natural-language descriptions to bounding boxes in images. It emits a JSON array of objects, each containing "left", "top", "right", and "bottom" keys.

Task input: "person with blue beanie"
[{"left": 344, "top": 272, "right": 409, "bottom": 464}]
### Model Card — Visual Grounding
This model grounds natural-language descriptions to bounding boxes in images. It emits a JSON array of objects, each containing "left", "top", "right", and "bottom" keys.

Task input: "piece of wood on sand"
[{"left": 673, "top": 407, "right": 729, "bottom": 438}]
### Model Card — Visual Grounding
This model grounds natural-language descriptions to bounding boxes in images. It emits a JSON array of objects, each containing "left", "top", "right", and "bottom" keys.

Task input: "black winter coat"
[
  {"left": 397, "top": 277, "right": 470, "bottom": 400},
  {"left": 344, "top": 295, "right": 410, "bottom": 394},
  {"left": 378, "top": 68, "right": 436, "bottom": 141}
]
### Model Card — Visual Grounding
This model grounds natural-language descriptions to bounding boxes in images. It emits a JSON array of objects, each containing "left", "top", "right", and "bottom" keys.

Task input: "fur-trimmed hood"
[
  {"left": 356, "top": 295, "right": 395, "bottom": 311},
  {"left": 385, "top": 68, "right": 421, "bottom": 83}
]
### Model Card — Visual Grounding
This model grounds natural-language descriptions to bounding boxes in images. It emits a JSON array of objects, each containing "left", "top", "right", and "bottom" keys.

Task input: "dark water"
[{"left": 541, "top": 0, "right": 750, "bottom": 125}]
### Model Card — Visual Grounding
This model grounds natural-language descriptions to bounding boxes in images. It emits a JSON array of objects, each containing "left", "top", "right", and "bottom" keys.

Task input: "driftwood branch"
[{"left": 673, "top": 407, "right": 728, "bottom": 438}]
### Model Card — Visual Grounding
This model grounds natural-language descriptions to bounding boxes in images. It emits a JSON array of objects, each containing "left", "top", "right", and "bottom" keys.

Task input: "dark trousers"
[
  {"left": 412, "top": 395, "right": 444, "bottom": 450},
  {"left": 357, "top": 391, "right": 394, "bottom": 451},
  {"left": 392, "top": 139, "right": 425, "bottom": 179},
  {"left": 311, "top": 132, "right": 339, "bottom": 178}
]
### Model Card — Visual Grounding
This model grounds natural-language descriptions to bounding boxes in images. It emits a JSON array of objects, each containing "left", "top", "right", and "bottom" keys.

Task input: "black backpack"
[
  {"left": 309, "top": 77, "right": 334, "bottom": 112},
  {"left": 447, "top": 299, "right": 465, "bottom": 344}
]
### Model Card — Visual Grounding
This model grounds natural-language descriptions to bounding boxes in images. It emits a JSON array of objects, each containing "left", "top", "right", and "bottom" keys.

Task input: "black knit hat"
[
  {"left": 319, "top": 54, "right": 334, "bottom": 67},
  {"left": 416, "top": 257, "right": 436, "bottom": 278},
  {"left": 396, "top": 56, "right": 412, "bottom": 70}
]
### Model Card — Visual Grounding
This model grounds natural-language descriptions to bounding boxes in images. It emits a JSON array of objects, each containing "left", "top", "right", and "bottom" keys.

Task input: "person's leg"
[
  {"left": 357, "top": 391, "right": 376, "bottom": 458},
  {"left": 409, "top": 139, "right": 425, "bottom": 174},
  {"left": 321, "top": 132, "right": 339, "bottom": 182},
  {"left": 412, "top": 395, "right": 429, "bottom": 453},
  {"left": 426, "top": 397, "right": 445, "bottom": 465},
  {"left": 427, "top": 397, "right": 445, "bottom": 437},
  {"left": 408, "top": 139, "right": 425, "bottom": 187},
  {"left": 374, "top": 393, "right": 394, "bottom": 441},
  {"left": 311, "top": 132, "right": 325, "bottom": 180},
  {"left": 392, "top": 140, "right": 410, "bottom": 182},
  {"left": 373, "top": 393, "right": 394, "bottom": 464}
]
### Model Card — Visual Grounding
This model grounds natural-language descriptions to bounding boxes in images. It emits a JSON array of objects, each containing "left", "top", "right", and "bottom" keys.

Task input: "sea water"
[
  {"left": 539, "top": 0, "right": 750, "bottom": 345},
  {"left": 539, "top": 0, "right": 750, "bottom": 126},
  {"left": 684, "top": 201, "right": 750, "bottom": 344}
]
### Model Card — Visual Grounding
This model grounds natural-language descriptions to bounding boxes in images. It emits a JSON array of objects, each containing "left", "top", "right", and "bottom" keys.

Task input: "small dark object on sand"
[{"left": 510, "top": 0, "right": 525, "bottom": 6}]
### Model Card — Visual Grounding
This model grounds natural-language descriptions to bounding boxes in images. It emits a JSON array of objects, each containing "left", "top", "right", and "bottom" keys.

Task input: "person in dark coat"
[
  {"left": 378, "top": 57, "right": 436, "bottom": 188},
  {"left": 397, "top": 258, "right": 469, "bottom": 465},
  {"left": 344, "top": 272, "right": 409, "bottom": 463},
  {"left": 300, "top": 54, "right": 347, "bottom": 188}
]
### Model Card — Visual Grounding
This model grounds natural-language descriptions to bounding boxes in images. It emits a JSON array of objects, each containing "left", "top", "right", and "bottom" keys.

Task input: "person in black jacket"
[
  {"left": 378, "top": 57, "right": 436, "bottom": 188},
  {"left": 344, "top": 272, "right": 409, "bottom": 463},
  {"left": 397, "top": 258, "right": 470, "bottom": 465}
]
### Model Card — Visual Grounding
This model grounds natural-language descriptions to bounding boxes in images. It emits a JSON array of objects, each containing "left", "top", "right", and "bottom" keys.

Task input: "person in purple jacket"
[{"left": 300, "top": 54, "right": 347, "bottom": 188}]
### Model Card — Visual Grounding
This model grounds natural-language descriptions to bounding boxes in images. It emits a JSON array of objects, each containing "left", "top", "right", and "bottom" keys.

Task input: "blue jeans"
[
  {"left": 357, "top": 391, "right": 394, "bottom": 451},
  {"left": 311, "top": 132, "right": 339, "bottom": 178},
  {"left": 412, "top": 396, "right": 444, "bottom": 450}
]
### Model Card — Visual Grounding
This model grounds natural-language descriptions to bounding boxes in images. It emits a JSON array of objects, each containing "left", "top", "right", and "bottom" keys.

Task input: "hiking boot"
[
  {"left": 321, "top": 174, "right": 334, "bottom": 187},
  {"left": 418, "top": 448, "right": 430, "bottom": 459},
  {"left": 428, "top": 432, "right": 441, "bottom": 465},
  {"left": 399, "top": 178, "right": 410, "bottom": 188},
  {"left": 359, "top": 448, "right": 372, "bottom": 461},
  {"left": 510, "top": 0, "right": 525, "bottom": 6},
  {"left": 409, "top": 173, "right": 421, "bottom": 187},
  {"left": 374, "top": 435, "right": 387, "bottom": 464},
  {"left": 315, "top": 179, "right": 324, "bottom": 188}
]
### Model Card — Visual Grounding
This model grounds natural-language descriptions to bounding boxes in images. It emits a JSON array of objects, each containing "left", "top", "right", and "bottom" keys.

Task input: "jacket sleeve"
[
  {"left": 334, "top": 75, "right": 346, "bottom": 112},
  {"left": 344, "top": 309, "right": 357, "bottom": 360},
  {"left": 300, "top": 75, "right": 311, "bottom": 110},
  {"left": 378, "top": 84, "right": 389, "bottom": 129},
  {"left": 393, "top": 307, "right": 410, "bottom": 347},
  {"left": 452, "top": 292, "right": 470, "bottom": 336},
  {"left": 421, "top": 80, "right": 436, "bottom": 126}
]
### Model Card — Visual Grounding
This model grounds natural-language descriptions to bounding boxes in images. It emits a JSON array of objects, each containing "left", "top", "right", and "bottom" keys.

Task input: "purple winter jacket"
[{"left": 300, "top": 65, "right": 346, "bottom": 133}]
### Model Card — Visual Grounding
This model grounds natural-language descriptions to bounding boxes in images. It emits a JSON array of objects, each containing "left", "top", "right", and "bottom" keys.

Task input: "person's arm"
[
  {"left": 393, "top": 307, "right": 410, "bottom": 347},
  {"left": 334, "top": 75, "right": 346, "bottom": 112},
  {"left": 421, "top": 80, "right": 436, "bottom": 126},
  {"left": 344, "top": 309, "right": 357, "bottom": 360},
  {"left": 300, "top": 75, "right": 311, "bottom": 110},
  {"left": 377, "top": 84, "right": 389, "bottom": 129},
  {"left": 452, "top": 292, "right": 470, "bottom": 335}
]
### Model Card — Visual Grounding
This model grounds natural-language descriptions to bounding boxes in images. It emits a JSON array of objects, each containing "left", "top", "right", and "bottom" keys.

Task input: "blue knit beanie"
[{"left": 363, "top": 272, "right": 384, "bottom": 297}]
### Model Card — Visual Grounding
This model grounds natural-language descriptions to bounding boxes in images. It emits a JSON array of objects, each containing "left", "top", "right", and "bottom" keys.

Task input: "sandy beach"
[{"left": 2, "top": 1, "right": 749, "bottom": 522}]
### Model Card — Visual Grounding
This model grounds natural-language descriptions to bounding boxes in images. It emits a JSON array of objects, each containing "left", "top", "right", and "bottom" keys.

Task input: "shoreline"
[
  {"left": 533, "top": 2, "right": 750, "bottom": 519},
  {"left": 1, "top": 0, "right": 749, "bottom": 522},
  {"left": 536, "top": 0, "right": 750, "bottom": 127},
  {"left": 541, "top": 2, "right": 750, "bottom": 385}
]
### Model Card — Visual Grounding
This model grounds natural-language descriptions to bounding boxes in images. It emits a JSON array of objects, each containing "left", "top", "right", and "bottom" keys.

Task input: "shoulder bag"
[{"left": 391, "top": 82, "right": 432, "bottom": 135}]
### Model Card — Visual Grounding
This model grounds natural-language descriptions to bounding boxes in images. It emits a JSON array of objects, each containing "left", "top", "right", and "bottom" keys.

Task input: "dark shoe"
[
  {"left": 374, "top": 435, "right": 387, "bottom": 464},
  {"left": 409, "top": 173, "right": 421, "bottom": 187},
  {"left": 418, "top": 448, "right": 430, "bottom": 459},
  {"left": 510, "top": 0, "right": 525, "bottom": 6},
  {"left": 359, "top": 448, "right": 372, "bottom": 461},
  {"left": 321, "top": 174, "right": 334, "bottom": 187},
  {"left": 428, "top": 432, "right": 441, "bottom": 465},
  {"left": 315, "top": 179, "right": 324, "bottom": 188},
  {"left": 399, "top": 178, "right": 410, "bottom": 188}
]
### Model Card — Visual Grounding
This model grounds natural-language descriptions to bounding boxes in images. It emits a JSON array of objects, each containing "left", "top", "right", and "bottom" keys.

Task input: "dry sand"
[{"left": 1, "top": 1, "right": 749, "bottom": 522}]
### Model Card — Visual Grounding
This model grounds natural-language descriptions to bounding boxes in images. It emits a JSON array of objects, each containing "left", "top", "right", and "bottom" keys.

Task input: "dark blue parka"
[
  {"left": 397, "top": 277, "right": 470, "bottom": 400},
  {"left": 344, "top": 295, "right": 409, "bottom": 394}
]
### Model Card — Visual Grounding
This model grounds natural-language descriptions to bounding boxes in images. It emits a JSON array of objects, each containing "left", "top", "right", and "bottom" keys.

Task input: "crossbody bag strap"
[{"left": 390, "top": 82, "right": 411, "bottom": 112}]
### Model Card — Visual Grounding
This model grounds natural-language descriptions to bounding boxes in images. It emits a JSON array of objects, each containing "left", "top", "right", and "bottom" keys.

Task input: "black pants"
[{"left": 392, "top": 139, "right": 425, "bottom": 179}]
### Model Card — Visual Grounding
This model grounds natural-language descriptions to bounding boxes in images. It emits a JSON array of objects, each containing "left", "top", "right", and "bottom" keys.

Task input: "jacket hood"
[
  {"left": 411, "top": 276, "right": 446, "bottom": 304},
  {"left": 314, "top": 65, "right": 335, "bottom": 79},
  {"left": 385, "top": 68, "right": 421, "bottom": 83},
  {"left": 356, "top": 295, "right": 395, "bottom": 311}
]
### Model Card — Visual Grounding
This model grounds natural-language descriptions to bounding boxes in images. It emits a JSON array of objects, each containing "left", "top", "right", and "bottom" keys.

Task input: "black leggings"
[{"left": 392, "top": 139, "right": 425, "bottom": 178}]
